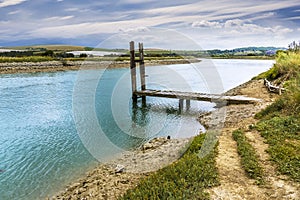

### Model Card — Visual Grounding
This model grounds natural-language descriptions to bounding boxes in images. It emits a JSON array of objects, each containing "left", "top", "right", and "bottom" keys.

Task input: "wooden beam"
[
  {"left": 139, "top": 42, "right": 146, "bottom": 105},
  {"left": 179, "top": 99, "right": 184, "bottom": 113},
  {"left": 186, "top": 99, "right": 191, "bottom": 110},
  {"left": 130, "top": 41, "right": 137, "bottom": 103},
  {"left": 139, "top": 42, "right": 146, "bottom": 91}
]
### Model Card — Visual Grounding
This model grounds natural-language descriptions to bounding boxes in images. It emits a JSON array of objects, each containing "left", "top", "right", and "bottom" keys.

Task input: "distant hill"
[
  {"left": 7, "top": 45, "right": 86, "bottom": 52},
  {"left": 231, "top": 47, "right": 286, "bottom": 52},
  {"left": 1, "top": 44, "right": 286, "bottom": 58}
]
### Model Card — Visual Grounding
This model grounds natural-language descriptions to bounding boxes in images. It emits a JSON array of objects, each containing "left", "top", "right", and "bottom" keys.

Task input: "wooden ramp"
[{"left": 134, "top": 89, "right": 261, "bottom": 105}]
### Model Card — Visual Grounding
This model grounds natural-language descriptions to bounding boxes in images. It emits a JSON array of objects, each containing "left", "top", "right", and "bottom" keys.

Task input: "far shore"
[{"left": 0, "top": 59, "right": 200, "bottom": 74}]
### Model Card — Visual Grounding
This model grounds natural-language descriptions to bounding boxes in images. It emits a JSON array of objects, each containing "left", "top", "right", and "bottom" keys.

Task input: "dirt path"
[
  {"left": 201, "top": 79, "right": 300, "bottom": 199},
  {"left": 245, "top": 130, "right": 300, "bottom": 199}
]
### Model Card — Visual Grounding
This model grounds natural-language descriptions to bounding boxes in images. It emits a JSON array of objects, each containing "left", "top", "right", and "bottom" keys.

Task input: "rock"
[
  {"left": 142, "top": 137, "right": 168, "bottom": 150},
  {"left": 115, "top": 164, "right": 125, "bottom": 173}
]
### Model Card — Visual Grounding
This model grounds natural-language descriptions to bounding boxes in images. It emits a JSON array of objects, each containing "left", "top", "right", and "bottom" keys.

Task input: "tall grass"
[
  {"left": 262, "top": 51, "right": 300, "bottom": 83},
  {"left": 0, "top": 56, "right": 54, "bottom": 63},
  {"left": 255, "top": 50, "right": 300, "bottom": 182}
]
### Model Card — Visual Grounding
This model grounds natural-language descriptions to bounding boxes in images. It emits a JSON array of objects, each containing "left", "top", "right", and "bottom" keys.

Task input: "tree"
[{"left": 43, "top": 50, "right": 54, "bottom": 57}]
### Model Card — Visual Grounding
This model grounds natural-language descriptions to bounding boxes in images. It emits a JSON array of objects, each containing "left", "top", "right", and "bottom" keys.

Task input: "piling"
[{"left": 129, "top": 41, "right": 137, "bottom": 103}]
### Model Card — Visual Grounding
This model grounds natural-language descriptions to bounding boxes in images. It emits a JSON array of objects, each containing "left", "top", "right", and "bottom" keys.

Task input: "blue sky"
[{"left": 0, "top": 0, "right": 300, "bottom": 49}]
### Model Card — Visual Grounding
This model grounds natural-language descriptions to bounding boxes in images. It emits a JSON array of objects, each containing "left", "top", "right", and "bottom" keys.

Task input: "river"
[{"left": 0, "top": 59, "right": 273, "bottom": 199}]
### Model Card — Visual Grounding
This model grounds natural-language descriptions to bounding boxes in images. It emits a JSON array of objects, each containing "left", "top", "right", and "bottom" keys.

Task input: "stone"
[{"left": 115, "top": 164, "right": 125, "bottom": 173}]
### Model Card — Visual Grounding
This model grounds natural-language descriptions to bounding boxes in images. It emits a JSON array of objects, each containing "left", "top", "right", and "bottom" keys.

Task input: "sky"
[{"left": 0, "top": 0, "right": 300, "bottom": 49}]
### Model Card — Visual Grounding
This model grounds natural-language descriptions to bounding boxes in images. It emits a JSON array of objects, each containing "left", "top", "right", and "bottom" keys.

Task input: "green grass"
[
  {"left": 232, "top": 130, "right": 265, "bottom": 185},
  {"left": 256, "top": 51, "right": 300, "bottom": 83},
  {"left": 0, "top": 56, "right": 54, "bottom": 62},
  {"left": 254, "top": 49, "right": 300, "bottom": 182},
  {"left": 120, "top": 133, "right": 219, "bottom": 200},
  {"left": 255, "top": 117, "right": 300, "bottom": 182}
]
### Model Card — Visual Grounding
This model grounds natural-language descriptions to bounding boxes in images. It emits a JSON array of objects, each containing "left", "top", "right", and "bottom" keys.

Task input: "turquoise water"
[{"left": 0, "top": 59, "right": 273, "bottom": 199}]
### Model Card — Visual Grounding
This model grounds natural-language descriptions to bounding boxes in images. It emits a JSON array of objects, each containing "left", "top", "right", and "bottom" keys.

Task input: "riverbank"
[
  {"left": 199, "top": 79, "right": 300, "bottom": 199},
  {"left": 50, "top": 137, "right": 192, "bottom": 199},
  {"left": 0, "top": 59, "right": 200, "bottom": 74},
  {"left": 51, "top": 77, "right": 300, "bottom": 199}
]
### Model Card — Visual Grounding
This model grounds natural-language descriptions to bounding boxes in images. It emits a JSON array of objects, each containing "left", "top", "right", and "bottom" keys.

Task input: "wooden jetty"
[{"left": 129, "top": 41, "right": 261, "bottom": 111}]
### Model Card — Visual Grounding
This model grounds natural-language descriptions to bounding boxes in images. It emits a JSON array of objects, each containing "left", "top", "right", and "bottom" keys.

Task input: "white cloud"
[
  {"left": 65, "top": 7, "right": 79, "bottom": 12},
  {"left": 43, "top": 16, "right": 74, "bottom": 21},
  {"left": 192, "top": 20, "right": 222, "bottom": 28},
  {"left": 224, "top": 19, "right": 244, "bottom": 28},
  {"left": 222, "top": 19, "right": 293, "bottom": 35},
  {"left": 0, "top": 0, "right": 26, "bottom": 8},
  {"left": 191, "top": 18, "right": 293, "bottom": 36},
  {"left": 285, "top": 16, "right": 300, "bottom": 20},
  {"left": 247, "top": 12, "right": 275, "bottom": 21},
  {"left": 8, "top": 10, "right": 21, "bottom": 15}
]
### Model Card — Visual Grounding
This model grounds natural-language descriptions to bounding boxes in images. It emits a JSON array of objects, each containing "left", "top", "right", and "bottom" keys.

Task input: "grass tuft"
[{"left": 232, "top": 130, "right": 265, "bottom": 185}]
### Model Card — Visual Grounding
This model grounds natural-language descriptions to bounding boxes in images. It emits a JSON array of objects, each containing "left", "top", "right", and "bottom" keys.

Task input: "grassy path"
[{"left": 204, "top": 79, "right": 300, "bottom": 199}]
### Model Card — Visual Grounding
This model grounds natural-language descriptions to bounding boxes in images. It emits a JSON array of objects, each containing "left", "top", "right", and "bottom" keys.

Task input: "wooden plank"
[{"left": 134, "top": 89, "right": 261, "bottom": 105}]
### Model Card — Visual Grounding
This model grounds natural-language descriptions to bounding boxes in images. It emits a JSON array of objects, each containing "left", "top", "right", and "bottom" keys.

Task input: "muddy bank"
[
  {"left": 50, "top": 137, "right": 192, "bottom": 200},
  {"left": 0, "top": 59, "right": 200, "bottom": 74}
]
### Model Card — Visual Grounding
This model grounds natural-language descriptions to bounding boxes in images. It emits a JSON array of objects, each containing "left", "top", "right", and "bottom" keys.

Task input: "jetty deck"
[{"left": 134, "top": 89, "right": 261, "bottom": 105}]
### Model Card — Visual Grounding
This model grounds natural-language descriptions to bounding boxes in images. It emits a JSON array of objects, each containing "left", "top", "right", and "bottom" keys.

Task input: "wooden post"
[
  {"left": 139, "top": 42, "right": 146, "bottom": 90},
  {"left": 186, "top": 99, "right": 191, "bottom": 110},
  {"left": 139, "top": 42, "right": 146, "bottom": 105},
  {"left": 179, "top": 99, "right": 184, "bottom": 113},
  {"left": 130, "top": 41, "right": 137, "bottom": 103}
]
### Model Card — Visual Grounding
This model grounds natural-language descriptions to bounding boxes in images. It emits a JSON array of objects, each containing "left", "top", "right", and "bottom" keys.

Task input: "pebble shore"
[{"left": 0, "top": 59, "right": 200, "bottom": 74}]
